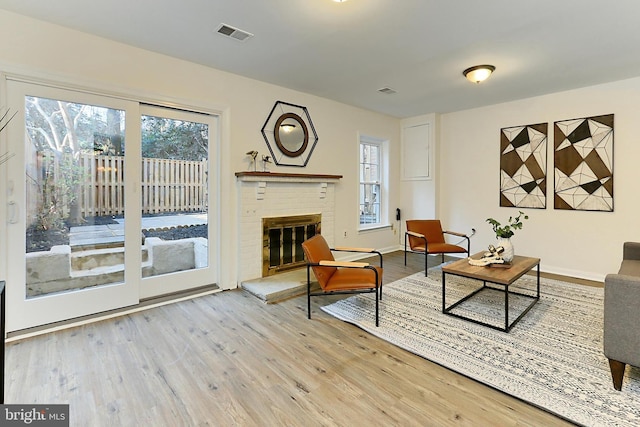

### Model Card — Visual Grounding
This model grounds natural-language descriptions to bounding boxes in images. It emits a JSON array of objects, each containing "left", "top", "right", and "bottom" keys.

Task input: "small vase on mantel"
[{"left": 497, "top": 237, "right": 514, "bottom": 263}]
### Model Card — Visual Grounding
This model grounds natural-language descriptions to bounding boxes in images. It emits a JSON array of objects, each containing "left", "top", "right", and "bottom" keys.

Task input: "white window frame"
[{"left": 358, "top": 134, "right": 388, "bottom": 230}]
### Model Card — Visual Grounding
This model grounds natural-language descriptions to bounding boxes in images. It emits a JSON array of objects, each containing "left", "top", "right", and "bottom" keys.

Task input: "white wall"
[
  {"left": 0, "top": 10, "right": 401, "bottom": 289},
  {"left": 438, "top": 77, "right": 640, "bottom": 281}
]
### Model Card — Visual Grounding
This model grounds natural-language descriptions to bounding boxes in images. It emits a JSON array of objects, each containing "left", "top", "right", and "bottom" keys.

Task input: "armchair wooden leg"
[{"left": 608, "top": 358, "right": 626, "bottom": 391}]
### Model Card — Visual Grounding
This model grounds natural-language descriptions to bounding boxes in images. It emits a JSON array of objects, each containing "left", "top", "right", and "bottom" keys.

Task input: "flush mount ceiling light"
[{"left": 463, "top": 65, "right": 496, "bottom": 84}]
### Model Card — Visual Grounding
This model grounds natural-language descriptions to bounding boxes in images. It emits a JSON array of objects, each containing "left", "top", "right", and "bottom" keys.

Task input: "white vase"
[{"left": 497, "top": 237, "right": 514, "bottom": 263}]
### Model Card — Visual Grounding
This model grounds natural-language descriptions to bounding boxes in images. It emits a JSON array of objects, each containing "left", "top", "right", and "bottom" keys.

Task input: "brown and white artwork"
[
  {"left": 554, "top": 114, "right": 613, "bottom": 211},
  {"left": 500, "top": 123, "right": 547, "bottom": 208}
]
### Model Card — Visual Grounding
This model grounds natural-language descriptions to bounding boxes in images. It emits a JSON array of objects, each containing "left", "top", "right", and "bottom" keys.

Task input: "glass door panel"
[
  {"left": 25, "top": 96, "right": 126, "bottom": 298},
  {"left": 5, "top": 80, "right": 139, "bottom": 332},
  {"left": 139, "top": 105, "right": 217, "bottom": 299}
]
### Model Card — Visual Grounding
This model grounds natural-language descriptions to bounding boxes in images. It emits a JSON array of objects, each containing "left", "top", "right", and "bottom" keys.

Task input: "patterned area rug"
[{"left": 321, "top": 269, "right": 640, "bottom": 426}]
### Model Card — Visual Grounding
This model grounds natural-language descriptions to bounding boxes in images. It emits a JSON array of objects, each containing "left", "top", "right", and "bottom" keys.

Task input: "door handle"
[{"left": 8, "top": 200, "right": 18, "bottom": 224}]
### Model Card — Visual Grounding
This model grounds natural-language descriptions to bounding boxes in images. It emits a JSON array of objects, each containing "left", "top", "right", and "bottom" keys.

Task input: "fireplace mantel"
[{"left": 235, "top": 171, "right": 342, "bottom": 183}]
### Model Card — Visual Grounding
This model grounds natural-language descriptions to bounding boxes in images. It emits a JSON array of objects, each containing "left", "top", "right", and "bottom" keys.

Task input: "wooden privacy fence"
[
  {"left": 74, "top": 154, "right": 207, "bottom": 217},
  {"left": 140, "top": 156, "right": 208, "bottom": 215}
]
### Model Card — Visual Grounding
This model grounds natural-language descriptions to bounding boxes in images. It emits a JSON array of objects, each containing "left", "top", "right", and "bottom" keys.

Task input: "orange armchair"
[
  {"left": 301, "top": 235, "right": 383, "bottom": 326},
  {"left": 404, "top": 219, "right": 470, "bottom": 276}
]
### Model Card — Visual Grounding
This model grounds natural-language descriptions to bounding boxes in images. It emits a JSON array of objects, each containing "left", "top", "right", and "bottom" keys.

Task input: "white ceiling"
[{"left": 2, "top": 0, "right": 640, "bottom": 118}]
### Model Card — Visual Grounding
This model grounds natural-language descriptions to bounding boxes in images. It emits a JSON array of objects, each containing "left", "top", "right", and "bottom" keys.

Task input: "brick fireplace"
[{"left": 235, "top": 172, "right": 341, "bottom": 282}]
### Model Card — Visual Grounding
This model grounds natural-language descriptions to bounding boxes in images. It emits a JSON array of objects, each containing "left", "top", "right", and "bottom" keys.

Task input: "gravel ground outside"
[{"left": 26, "top": 215, "right": 207, "bottom": 253}]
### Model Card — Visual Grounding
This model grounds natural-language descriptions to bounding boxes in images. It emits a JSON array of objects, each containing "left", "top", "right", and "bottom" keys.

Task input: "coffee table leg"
[
  {"left": 441, "top": 270, "right": 446, "bottom": 312},
  {"left": 505, "top": 285, "right": 509, "bottom": 331},
  {"left": 537, "top": 263, "right": 540, "bottom": 297}
]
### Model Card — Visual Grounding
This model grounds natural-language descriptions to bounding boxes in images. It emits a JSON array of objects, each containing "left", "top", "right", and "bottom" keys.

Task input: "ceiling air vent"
[
  {"left": 378, "top": 87, "right": 397, "bottom": 94},
  {"left": 216, "top": 23, "right": 254, "bottom": 42}
]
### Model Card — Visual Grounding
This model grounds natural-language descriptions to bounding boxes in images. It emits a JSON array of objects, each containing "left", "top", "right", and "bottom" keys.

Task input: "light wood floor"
[{"left": 6, "top": 252, "right": 578, "bottom": 426}]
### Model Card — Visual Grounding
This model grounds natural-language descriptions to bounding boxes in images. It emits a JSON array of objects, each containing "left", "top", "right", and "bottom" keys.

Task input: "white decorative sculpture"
[
  {"left": 246, "top": 150, "right": 258, "bottom": 171},
  {"left": 468, "top": 244, "right": 507, "bottom": 266}
]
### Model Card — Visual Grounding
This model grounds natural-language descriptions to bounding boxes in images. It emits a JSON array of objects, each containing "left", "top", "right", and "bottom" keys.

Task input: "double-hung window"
[{"left": 359, "top": 138, "right": 382, "bottom": 226}]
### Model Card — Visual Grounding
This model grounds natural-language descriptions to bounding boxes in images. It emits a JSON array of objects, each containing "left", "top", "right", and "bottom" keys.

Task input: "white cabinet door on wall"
[{"left": 402, "top": 123, "right": 431, "bottom": 181}]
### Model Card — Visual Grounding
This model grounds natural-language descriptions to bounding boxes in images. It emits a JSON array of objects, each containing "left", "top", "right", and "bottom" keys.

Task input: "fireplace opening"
[{"left": 262, "top": 214, "right": 321, "bottom": 276}]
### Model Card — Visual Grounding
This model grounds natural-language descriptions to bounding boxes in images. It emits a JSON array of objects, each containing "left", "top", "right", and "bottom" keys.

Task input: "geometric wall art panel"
[
  {"left": 554, "top": 114, "right": 613, "bottom": 211},
  {"left": 500, "top": 122, "right": 547, "bottom": 208}
]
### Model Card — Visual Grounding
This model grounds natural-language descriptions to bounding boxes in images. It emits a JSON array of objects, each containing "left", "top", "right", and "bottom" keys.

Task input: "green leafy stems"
[{"left": 486, "top": 211, "right": 529, "bottom": 239}]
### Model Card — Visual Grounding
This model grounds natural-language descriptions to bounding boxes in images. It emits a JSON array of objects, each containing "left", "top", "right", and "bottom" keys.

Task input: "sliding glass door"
[{"left": 3, "top": 80, "right": 219, "bottom": 332}]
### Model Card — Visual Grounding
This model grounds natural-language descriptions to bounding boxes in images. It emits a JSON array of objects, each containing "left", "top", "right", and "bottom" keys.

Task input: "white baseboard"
[
  {"left": 296, "top": 245, "right": 606, "bottom": 284},
  {"left": 333, "top": 245, "right": 399, "bottom": 262},
  {"left": 540, "top": 265, "right": 605, "bottom": 283}
]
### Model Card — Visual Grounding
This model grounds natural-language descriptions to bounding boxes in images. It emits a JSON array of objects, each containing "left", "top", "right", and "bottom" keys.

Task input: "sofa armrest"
[
  {"left": 623, "top": 242, "right": 640, "bottom": 261},
  {"left": 604, "top": 273, "right": 640, "bottom": 365}
]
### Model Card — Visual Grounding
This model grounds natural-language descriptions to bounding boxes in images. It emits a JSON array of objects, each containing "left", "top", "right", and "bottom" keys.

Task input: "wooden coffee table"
[{"left": 441, "top": 253, "right": 540, "bottom": 332}]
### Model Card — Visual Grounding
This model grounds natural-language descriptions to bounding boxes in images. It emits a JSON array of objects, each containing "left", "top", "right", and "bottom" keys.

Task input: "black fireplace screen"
[{"left": 262, "top": 214, "right": 321, "bottom": 276}]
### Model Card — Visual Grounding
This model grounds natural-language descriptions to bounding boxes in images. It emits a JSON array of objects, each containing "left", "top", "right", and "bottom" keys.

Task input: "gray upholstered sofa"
[{"left": 604, "top": 241, "right": 640, "bottom": 390}]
